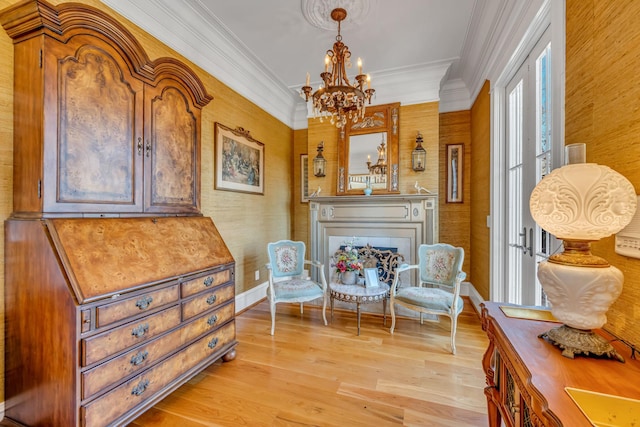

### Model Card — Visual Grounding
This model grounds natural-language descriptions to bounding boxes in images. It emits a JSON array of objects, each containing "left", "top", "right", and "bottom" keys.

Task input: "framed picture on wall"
[
  {"left": 214, "top": 122, "right": 264, "bottom": 195},
  {"left": 446, "top": 143, "right": 463, "bottom": 203},
  {"left": 301, "top": 154, "right": 309, "bottom": 203}
]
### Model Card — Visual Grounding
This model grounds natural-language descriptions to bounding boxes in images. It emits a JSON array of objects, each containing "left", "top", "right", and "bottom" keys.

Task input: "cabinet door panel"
[
  {"left": 144, "top": 80, "right": 200, "bottom": 213},
  {"left": 44, "top": 36, "right": 144, "bottom": 213}
]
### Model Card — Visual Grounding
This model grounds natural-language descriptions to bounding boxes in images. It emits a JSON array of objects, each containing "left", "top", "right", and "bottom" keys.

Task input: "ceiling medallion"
[
  {"left": 301, "top": 0, "right": 372, "bottom": 30},
  {"left": 300, "top": 7, "right": 375, "bottom": 129}
]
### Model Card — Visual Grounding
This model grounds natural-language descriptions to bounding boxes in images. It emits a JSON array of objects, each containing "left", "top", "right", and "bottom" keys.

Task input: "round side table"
[{"left": 329, "top": 281, "right": 390, "bottom": 335}]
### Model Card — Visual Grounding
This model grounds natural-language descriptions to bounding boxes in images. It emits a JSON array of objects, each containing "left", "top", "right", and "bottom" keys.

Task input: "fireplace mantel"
[{"left": 309, "top": 194, "right": 438, "bottom": 281}]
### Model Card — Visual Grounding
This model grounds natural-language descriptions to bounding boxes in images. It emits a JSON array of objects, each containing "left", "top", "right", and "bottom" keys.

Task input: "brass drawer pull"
[
  {"left": 137, "top": 137, "right": 143, "bottom": 156},
  {"left": 131, "top": 323, "right": 149, "bottom": 338},
  {"left": 206, "top": 294, "right": 217, "bottom": 305},
  {"left": 208, "top": 337, "right": 219, "bottom": 349},
  {"left": 135, "top": 295, "right": 153, "bottom": 310},
  {"left": 207, "top": 314, "right": 218, "bottom": 326},
  {"left": 145, "top": 139, "right": 151, "bottom": 157},
  {"left": 130, "top": 350, "right": 149, "bottom": 366},
  {"left": 131, "top": 378, "right": 150, "bottom": 396},
  {"left": 203, "top": 276, "right": 213, "bottom": 287}
]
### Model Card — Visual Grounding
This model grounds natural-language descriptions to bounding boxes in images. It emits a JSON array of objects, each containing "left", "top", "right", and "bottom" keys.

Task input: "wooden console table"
[{"left": 481, "top": 301, "right": 640, "bottom": 426}]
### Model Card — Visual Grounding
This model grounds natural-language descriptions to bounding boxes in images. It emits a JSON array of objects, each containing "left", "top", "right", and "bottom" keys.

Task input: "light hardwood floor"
[{"left": 129, "top": 298, "right": 489, "bottom": 426}]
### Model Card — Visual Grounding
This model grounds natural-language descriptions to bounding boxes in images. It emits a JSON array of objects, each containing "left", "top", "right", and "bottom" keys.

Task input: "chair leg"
[
  {"left": 390, "top": 302, "right": 396, "bottom": 334},
  {"left": 321, "top": 293, "right": 328, "bottom": 326},
  {"left": 270, "top": 300, "right": 276, "bottom": 336},
  {"left": 450, "top": 314, "right": 458, "bottom": 355}
]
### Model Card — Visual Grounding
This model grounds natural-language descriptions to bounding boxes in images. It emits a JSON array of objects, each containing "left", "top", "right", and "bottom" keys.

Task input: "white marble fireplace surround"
[{"left": 309, "top": 194, "right": 438, "bottom": 318}]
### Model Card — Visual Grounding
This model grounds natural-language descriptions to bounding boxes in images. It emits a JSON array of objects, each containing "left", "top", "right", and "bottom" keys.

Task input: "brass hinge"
[
  {"left": 37, "top": 180, "right": 41, "bottom": 198},
  {"left": 39, "top": 49, "right": 42, "bottom": 68}
]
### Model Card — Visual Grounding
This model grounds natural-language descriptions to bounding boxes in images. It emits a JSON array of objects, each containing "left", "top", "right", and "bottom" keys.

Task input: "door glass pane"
[
  {"left": 507, "top": 80, "right": 524, "bottom": 304},
  {"left": 534, "top": 42, "right": 552, "bottom": 306}
]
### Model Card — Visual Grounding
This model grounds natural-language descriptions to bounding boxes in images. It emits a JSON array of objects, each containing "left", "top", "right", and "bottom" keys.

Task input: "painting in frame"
[
  {"left": 446, "top": 143, "right": 463, "bottom": 203},
  {"left": 301, "top": 154, "right": 309, "bottom": 203},
  {"left": 215, "top": 122, "right": 264, "bottom": 195}
]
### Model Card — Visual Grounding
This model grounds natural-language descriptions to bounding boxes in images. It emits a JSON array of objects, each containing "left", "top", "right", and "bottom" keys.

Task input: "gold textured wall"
[
  {"left": 439, "top": 110, "right": 472, "bottom": 280},
  {"left": 307, "top": 102, "right": 440, "bottom": 197},
  {"left": 469, "top": 81, "right": 492, "bottom": 300},
  {"left": 293, "top": 128, "right": 310, "bottom": 247},
  {"left": 566, "top": 0, "right": 640, "bottom": 345}
]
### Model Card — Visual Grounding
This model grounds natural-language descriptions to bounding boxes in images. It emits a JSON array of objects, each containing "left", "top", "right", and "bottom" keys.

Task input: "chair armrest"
[
  {"left": 304, "top": 260, "right": 328, "bottom": 291},
  {"left": 304, "top": 259, "right": 323, "bottom": 270},
  {"left": 396, "top": 263, "right": 418, "bottom": 274},
  {"left": 390, "top": 263, "right": 419, "bottom": 294}
]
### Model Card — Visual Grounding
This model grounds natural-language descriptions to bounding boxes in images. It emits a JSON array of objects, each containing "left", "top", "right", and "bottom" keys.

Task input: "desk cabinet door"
[
  {"left": 143, "top": 78, "right": 201, "bottom": 214},
  {"left": 42, "top": 34, "right": 145, "bottom": 213}
]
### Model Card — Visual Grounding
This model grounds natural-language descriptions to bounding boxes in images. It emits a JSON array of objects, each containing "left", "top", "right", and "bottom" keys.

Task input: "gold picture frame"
[
  {"left": 214, "top": 123, "right": 264, "bottom": 195},
  {"left": 446, "top": 143, "right": 463, "bottom": 203}
]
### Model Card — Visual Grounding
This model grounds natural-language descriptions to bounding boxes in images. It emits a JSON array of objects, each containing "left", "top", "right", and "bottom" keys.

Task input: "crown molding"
[
  {"left": 101, "top": 0, "right": 299, "bottom": 127},
  {"left": 101, "top": 0, "right": 469, "bottom": 130},
  {"left": 439, "top": 79, "right": 472, "bottom": 113}
]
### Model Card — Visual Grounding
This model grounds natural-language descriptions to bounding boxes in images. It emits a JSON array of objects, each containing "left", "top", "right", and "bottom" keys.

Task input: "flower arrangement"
[{"left": 334, "top": 237, "right": 363, "bottom": 273}]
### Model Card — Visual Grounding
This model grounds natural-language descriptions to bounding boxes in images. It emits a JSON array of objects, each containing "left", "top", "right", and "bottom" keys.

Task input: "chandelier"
[
  {"left": 366, "top": 135, "right": 387, "bottom": 175},
  {"left": 301, "top": 8, "right": 375, "bottom": 128}
]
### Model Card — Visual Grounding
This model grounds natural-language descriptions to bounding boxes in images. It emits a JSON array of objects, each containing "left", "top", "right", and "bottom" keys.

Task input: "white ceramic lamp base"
[{"left": 537, "top": 261, "right": 625, "bottom": 362}]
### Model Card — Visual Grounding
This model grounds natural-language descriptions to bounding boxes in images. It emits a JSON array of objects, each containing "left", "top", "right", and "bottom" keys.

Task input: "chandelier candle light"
[
  {"left": 529, "top": 143, "right": 637, "bottom": 362},
  {"left": 301, "top": 8, "right": 375, "bottom": 128}
]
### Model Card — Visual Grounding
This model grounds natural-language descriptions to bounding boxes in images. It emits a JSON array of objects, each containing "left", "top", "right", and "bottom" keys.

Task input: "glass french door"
[{"left": 504, "top": 29, "right": 553, "bottom": 306}]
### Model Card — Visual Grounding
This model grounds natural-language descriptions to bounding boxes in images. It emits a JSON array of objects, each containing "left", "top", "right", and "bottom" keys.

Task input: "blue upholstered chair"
[
  {"left": 266, "top": 240, "right": 328, "bottom": 335},
  {"left": 390, "top": 243, "right": 466, "bottom": 354}
]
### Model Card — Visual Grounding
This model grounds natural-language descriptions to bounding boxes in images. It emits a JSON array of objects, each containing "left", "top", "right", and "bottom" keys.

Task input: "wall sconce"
[
  {"left": 412, "top": 132, "right": 426, "bottom": 171},
  {"left": 313, "top": 141, "right": 326, "bottom": 177}
]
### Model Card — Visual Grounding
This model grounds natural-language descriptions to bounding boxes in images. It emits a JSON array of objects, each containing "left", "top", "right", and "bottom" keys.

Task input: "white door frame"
[{"left": 489, "top": 0, "right": 565, "bottom": 302}]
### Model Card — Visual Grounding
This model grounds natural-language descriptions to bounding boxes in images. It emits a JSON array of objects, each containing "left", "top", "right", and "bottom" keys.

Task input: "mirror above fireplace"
[{"left": 337, "top": 102, "right": 400, "bottom": 195}]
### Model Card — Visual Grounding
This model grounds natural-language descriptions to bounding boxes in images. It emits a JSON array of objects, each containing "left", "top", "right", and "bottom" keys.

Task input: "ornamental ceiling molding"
[{"left": 301, "top": 0, "right": 375, "bottom": 30}]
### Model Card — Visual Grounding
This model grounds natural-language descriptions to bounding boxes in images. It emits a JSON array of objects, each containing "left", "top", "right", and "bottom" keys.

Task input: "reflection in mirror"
[{"left": 348, "top": 132, "right": 388, "bottom": 190}]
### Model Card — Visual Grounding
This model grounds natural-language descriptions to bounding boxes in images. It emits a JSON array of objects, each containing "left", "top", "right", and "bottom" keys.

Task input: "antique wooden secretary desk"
[{"left": 1, "top": 1, "right": 237, "bottom": 425}]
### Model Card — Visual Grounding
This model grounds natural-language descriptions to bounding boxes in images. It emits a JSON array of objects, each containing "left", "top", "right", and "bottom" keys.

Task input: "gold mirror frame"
[{"left": 337, "top": 102, "right": 400, "bottom": 195}]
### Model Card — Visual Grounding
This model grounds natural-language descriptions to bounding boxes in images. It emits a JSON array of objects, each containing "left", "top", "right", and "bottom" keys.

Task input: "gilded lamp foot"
[{"left": 539, "top": 325, "right": 624, "bottom": 363}]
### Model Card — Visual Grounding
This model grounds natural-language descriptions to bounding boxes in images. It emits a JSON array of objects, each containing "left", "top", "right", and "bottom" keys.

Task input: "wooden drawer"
[
  {"left": 81, "top": 322, "right": 236, "bottom": 427},
  {"left": 81, "top": 301, "right": 235, "bottom": 400},
  {"left": 181, "top": 282, "right": 234, "bottom": 320},
  {"left": 96, "top": 284, "right": 179, "bottom": 328},
  {"left": 180, "top": 301, "right": 234, "bottom": 343},
  {"left": 82, "top": 306, "right": 181, "bottom": 367},
  {"left": 181, "top": 269, "right": 232, "bottom": 298}
]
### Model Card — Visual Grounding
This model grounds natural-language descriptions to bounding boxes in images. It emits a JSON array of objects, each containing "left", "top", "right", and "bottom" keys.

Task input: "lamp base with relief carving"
[
  {"left": 536, "top": 259, "right": 625, "bottom": 362},
  {"left": 539, "top": 325, "right": 624, "bottom": 362}
]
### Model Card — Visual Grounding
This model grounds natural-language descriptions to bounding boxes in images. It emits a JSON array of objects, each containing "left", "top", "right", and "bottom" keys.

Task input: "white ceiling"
[
  {"left": 100, "top": 0, "right": 515, "bottom": 128},
  {"left": 197, "top": 0, "right": 476, "bottom": 89}
]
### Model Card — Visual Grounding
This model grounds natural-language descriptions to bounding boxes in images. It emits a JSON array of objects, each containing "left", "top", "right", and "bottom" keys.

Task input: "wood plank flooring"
[{"left": 129, "top": 298, "right": 489, "bottom": 426}]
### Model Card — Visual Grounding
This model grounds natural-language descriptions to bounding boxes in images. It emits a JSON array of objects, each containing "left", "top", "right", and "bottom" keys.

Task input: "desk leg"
[
  {"left": 356, "top": 302, "right": 361, "bottom": 336},
  {"left": 330, "top": 296, "right": 334, "bottom": 322}
]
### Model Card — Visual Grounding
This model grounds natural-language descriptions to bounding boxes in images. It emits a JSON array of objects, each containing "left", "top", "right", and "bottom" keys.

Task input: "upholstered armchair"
[
  {"left": 389, "top": 243, "right": 466, "bottom": 354},
  {"left": 266, "top": 240, "right": 328, "bottom": 335}
]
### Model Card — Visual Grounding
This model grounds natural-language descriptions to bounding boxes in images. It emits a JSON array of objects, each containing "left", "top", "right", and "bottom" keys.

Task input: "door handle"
[{"left": 522, "top": 227, "right": 533, "bottom": 257}]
